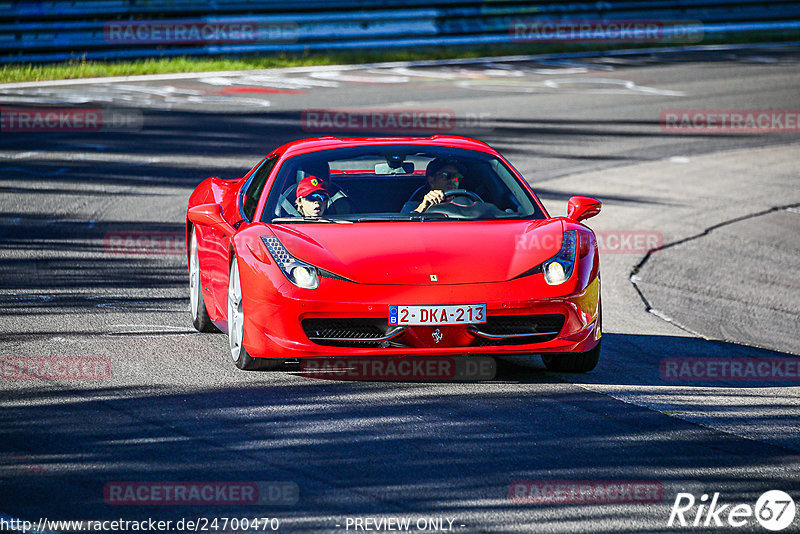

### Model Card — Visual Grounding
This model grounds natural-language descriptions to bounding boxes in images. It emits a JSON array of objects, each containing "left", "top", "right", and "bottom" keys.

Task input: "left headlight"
[
  {"left": 261, "top": 236, "right": 319, "bottom": 289},
  {"left": 542, "top": 231, "right": 577, "bottom": 285}
]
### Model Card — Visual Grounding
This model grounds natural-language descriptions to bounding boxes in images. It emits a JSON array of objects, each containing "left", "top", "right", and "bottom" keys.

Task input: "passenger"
[{"left": 295, "top": 176, "right": 330, "bottom": 217}]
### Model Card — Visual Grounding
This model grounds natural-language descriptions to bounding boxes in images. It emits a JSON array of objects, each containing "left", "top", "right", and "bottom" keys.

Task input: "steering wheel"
[
  {"left": 441, "top": 189, "right": 484, "bottom": 205},
  {"left": 424, "top": 189, "right": 496, "bottom": 219}
]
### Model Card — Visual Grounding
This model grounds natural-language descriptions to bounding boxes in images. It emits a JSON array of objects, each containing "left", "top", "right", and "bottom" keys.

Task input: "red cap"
[{"left": 296, "top": 176, "right": 329, "bottom": 198}]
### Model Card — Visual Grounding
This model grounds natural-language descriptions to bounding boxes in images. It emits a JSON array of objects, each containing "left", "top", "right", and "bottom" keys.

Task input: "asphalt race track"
[{"left": 1, "top": 43, "right": 799, "bottom": 533}]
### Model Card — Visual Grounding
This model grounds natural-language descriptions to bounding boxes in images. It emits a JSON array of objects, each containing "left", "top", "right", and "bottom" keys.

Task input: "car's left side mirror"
[
  {"left": 187, "top": 203, "right": 237, "bottom": 236},
  {"left": 567, "top": 196, "right": 601, "bottom": 221}
]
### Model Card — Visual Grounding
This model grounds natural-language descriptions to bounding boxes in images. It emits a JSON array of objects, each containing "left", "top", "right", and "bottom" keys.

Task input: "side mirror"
[
  {"left": 187, "top": 203, "right": 236, "bottom": 236},
  {"left": 567, "top": 196, "right": 601, "bottom": 222}
]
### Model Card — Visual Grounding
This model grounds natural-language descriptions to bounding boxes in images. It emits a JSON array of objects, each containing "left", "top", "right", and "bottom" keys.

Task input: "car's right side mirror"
[{"left": 567, "top": 196, "right": 601, "bottom": 221}]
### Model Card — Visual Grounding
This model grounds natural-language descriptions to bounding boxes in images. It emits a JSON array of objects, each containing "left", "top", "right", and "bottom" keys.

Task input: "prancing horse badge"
[{"left": 432, "top": 328, "right": 443, "bottom": 343}]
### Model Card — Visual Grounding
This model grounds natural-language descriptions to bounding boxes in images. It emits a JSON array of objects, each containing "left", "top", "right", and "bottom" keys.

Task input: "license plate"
[{"left": 389, "top": 304, "right": 486, "bottom": 326}]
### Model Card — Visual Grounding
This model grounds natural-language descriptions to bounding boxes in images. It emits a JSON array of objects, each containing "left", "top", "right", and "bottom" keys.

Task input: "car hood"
[{"left": 269, "top": 219, "right": 564, "bottom": 285}]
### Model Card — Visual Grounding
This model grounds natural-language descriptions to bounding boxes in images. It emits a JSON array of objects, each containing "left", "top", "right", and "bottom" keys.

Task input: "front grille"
[
  {"left": 480, "top": 314, "right": 564, "bottom": 336},
  {"left": 470, "top": 314, "right": 565, "bottom": 346},
  {"left": 302, "top": 318, "right": 405, "bottom": 347},
  {"left": 302, "top": 314, "right": 565, "bottom": 348}
]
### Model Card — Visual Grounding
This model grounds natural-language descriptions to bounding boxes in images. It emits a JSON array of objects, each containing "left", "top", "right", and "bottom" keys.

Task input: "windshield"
[{"left": 261, "top": 145, "right": 545, "bottom": 223}]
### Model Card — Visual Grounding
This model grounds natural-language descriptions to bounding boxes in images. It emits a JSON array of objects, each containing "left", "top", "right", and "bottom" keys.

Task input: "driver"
[
  {"left": 295, "top": 175, "right": 330, "bottom": 217},
  {"left": 412, "top": 158, "right": 469, "bottom": 213}
]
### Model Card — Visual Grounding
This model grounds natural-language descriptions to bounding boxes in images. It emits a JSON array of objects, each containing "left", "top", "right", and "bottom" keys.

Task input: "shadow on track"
[{"left": 1, "top": 331, "right": 798, "bottom": 530}]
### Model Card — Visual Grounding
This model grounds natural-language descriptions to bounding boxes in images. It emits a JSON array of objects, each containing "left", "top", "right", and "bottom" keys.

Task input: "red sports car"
[{"left": 186, "top": 136, "right": 602, "bottom": 372}]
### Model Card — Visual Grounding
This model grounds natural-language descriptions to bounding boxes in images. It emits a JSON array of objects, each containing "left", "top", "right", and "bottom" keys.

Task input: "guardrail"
[{"left": 2, "top": 0, "right": 799, "bottom": 63}]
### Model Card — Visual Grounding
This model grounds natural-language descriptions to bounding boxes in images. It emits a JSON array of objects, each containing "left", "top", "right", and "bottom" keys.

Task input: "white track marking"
[
  {"left": 0, "top": 93, "right": 94, "bottom": 105},
  {"left": 378, "top": 67, "right": 461, "bottom": 79},
  {"left": 0, "top": 151, "right": 163, "bottom": 163},
  {"left": 185, "top": 95, "right": 271, "bottom": 107},
  {"left": 1, "top": 83, "right": 272, "bottom": 108},
  {"left": 199, "top": 73, "right": 339, "bottom": 89},
  {"left": 90, "top": 297, "right": 187, "bottom": 312},
  {"left": 104, "top": 323, "right": 199, "bottom": 336},
  {"left": 49, "top": 336, "right": 95, "bottom": 343},
  {"left": 308, "top": 70, "right": 409, "bottom": 84},
  {"left": 459, "top": 77, "right": 686, "bottom": 96},
  {"left": 487, "top": 63, "right": 589, "bottom": 75},
  {"left": 0, "top": 151, "right": 43, "bottom": 160},
  {"left": 240, "top": 73, "right": 340, "bottom": 88}
]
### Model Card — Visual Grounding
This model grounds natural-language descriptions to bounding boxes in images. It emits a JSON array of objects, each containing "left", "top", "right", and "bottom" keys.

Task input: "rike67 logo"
[{"left": 668, "top": 490, "right": 796, "bottom": 531}]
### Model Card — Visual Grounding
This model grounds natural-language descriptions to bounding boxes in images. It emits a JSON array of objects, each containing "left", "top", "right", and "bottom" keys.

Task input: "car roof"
[{"left": 271, "top": 136, "right": 499, "bottom": 160}]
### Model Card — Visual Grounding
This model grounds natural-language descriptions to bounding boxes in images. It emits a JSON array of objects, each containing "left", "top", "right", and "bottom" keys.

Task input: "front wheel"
[
  {"left": 227, "top": 256, "right": 284, "bottom": 371},
  {"left": 543, "top": 295, "right": 601, "bottom": 373},
  {"left": 189, "top": 227, "right": 218, "bottom": 333}
]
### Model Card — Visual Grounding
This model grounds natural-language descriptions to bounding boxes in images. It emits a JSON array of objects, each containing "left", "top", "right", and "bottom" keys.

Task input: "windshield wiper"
[
  {"left": 355, "top": 213, "right": 450, "bottom": 222},
  {"left": 270, "top": 217, "right": 352, "bottom": 224},
  {"left": 356, "top": 215, "right": 412, "bottom": 222},
  {"left": 412, "top": 212, "right": 450, "bottom": 221}
]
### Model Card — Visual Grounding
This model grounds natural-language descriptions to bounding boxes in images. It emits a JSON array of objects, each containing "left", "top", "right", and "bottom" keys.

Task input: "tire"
[
  {"left": 227, "top": 256, "right": 284, "bottom": 371},
  {"left": 542, "top": 340, "right": 601, "bottom": 373},
  {"left": 542, "top": 298, "right": 602, "bottom": 373},
  {"left": 189, "top": 227, "right": 218, "bottom": 333}
]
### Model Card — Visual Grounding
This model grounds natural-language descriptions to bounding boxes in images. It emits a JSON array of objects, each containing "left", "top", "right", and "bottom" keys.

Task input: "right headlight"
[
  {"left": 261, "top": 236, "right": 319, "bottom": 289},
  {"left": 542, "top": 231, "right": 577, "bottom": 285}
]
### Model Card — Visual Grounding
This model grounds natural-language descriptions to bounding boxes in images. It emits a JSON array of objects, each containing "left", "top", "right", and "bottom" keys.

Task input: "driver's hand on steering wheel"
[{"left": 414, "top": 190, "right": 445, "bottom": 212}]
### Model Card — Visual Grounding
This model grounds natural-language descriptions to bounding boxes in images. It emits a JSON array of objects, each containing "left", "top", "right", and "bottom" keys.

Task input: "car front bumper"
[{"left": 239, "top": 265, "right": 601, "bottom": 360}]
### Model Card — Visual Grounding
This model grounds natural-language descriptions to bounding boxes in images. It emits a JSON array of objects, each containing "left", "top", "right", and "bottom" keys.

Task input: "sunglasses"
[
  {"left": 436, "top": 171, "right": 462, "bottom": 181},
  {"left": 303, "top": 192, "right": 329, "bottom": 204}
]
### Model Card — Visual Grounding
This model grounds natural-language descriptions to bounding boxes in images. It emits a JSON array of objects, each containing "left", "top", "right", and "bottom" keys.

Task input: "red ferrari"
[{"left": 186, "top": 136, "right": 602, "bottom": 372}]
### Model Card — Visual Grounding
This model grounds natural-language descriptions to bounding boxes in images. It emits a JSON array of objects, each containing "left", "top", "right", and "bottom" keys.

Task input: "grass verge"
[{"left": 1, "top": 32, "right": 797, "bottom": 84}]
